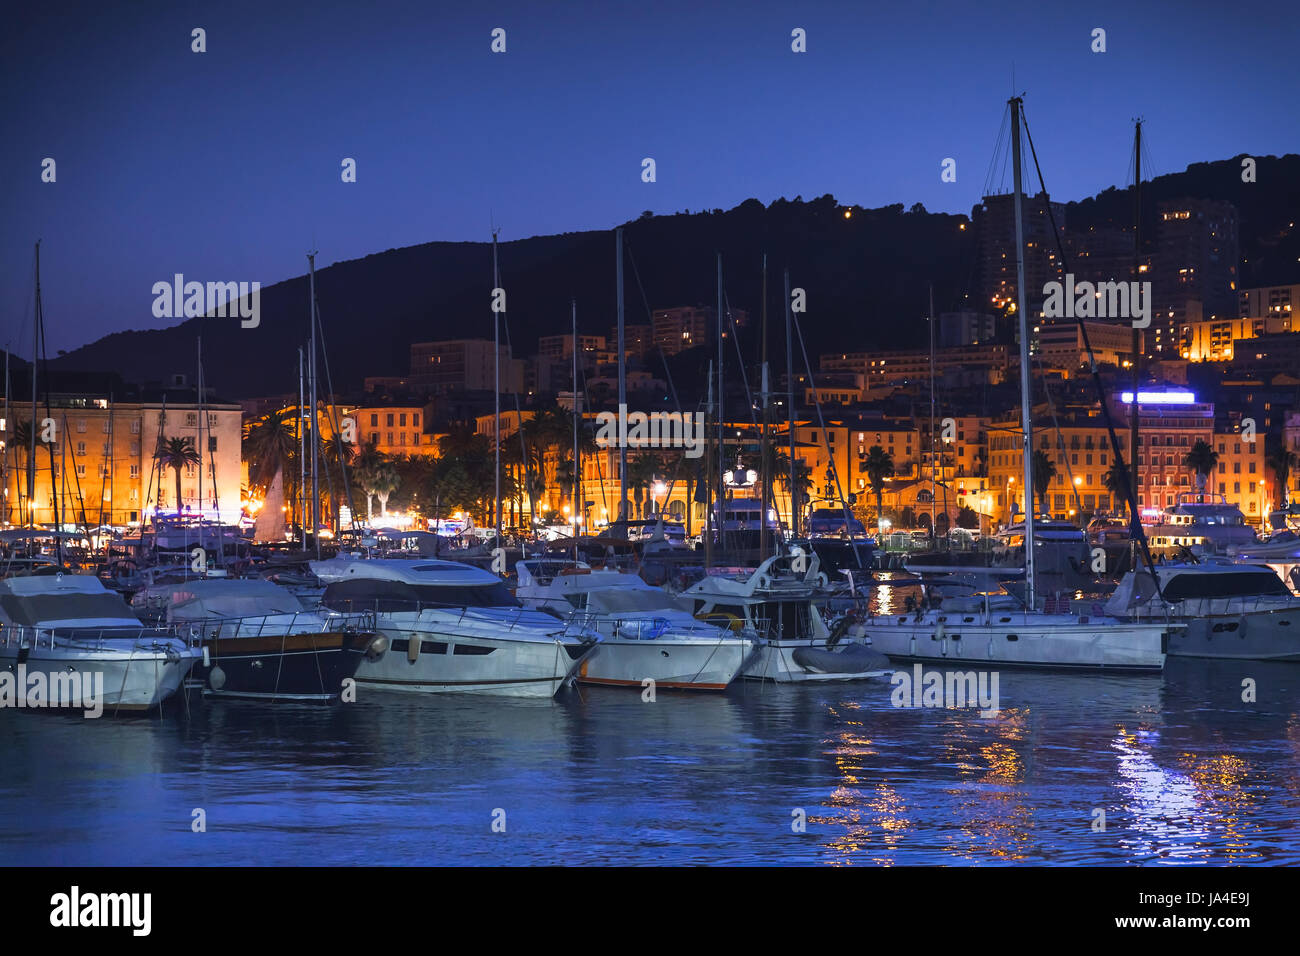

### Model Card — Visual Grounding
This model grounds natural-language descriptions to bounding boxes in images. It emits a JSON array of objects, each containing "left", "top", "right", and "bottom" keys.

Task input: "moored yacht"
[
  {"left": 1146, "top": 493, "right": 1258, "bottom": 558},
  {"left": 1105, "top": 558, "right": 1300, "bottom": 661},
  {"left": 314, "top": 557, "right": 597, "bottom": 698},
  {"left": 681, "top": 552, "right": 891, "bottom": 681},
  {"left": 514, "top": 558, "right": 758, "bottom": 691},
  {"left": 0, "top": 571, "right": 200, "bottom": 712},
  {"left": 133, "top": 578, "right": 381, "bottom": 701}
]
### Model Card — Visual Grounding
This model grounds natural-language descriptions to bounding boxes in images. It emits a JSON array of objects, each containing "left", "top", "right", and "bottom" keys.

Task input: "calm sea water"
[{"left": 3, "top": 579, "right": 1299, "bottom": 866}]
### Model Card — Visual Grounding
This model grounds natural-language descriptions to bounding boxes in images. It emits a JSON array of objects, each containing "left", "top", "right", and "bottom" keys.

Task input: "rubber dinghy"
[{"left": 791, "top": 642, "right": 891, "bottom": 675}]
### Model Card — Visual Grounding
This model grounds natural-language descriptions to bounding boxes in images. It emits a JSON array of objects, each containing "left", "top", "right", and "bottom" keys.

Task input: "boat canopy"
[{"left": 156, "top": 579, "right": 309, "bottom": 620}]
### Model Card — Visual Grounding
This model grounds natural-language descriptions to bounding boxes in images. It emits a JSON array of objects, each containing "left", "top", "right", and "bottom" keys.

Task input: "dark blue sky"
[{"left": 3, "top": 0, "right": 1296, "bottom": 353}]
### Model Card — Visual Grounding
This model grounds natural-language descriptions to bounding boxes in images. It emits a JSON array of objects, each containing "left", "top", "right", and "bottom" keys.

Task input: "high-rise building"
[
  {"left": 1150, "top": 198, "right": 1239, "bottom": 356},
  {"left": 973, "top": 190, "right": 1066, "bottom": 315},
  {"left": 408, "top": 339, "right": 523, "bottom": 394}
]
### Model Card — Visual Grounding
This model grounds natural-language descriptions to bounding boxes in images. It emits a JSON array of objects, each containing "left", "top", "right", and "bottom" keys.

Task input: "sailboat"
[{"left": 858, "top": 96, "right": 1176, "bottom": 672}]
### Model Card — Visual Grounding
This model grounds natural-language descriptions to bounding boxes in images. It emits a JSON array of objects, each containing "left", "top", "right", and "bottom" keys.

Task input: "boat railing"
[
  {"left": 561, "top": 611, "right": 749, "bottom": 641},
  {"left": 325, "top": 597, "right": 564, "bottom": 634},
  {"left": 173, "top": 608, "right": 376, "bottom": 641},
  {"left": 0, "top": 622, "right": 201, "bottom": 652}
]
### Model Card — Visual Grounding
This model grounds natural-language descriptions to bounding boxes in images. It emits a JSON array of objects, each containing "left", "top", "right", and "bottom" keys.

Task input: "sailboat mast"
[
  {"left": 308, "top": 252, "right": 321, "bottom": 558},
  {"left": 704, "top": 363, "right": 713, "bottom": 569},
  {"left": 760, "top": 253, "right": 769, "bottom": 562},
  {"left": 572, "top": 297, "right": 580, "bottom": 553},
  {"left": 1130, "top": 119, "right": 1143, "bottom": 533},
  {"left": 929, "top": 282, "right": 937, "bottom": 536},
  {"left": 493, "top": 234, "right": 502, "bottom": 542},
  {"left": 197, "top": 336, "right": 204, "bottom": 523},
  {"left": 1010, "top": 95, "right": 1036, "bottom": 610},
  {"left": 715, "top": 253, "right": 724, "bottom": 548},
  {"left": 615, "top": 227, "right": 627, "bottom": 522},
  {"left": 30, "top": 244, "right": 39, "bottom": 528},
  {"left": 784, "top": 267, "right": 797, "bottom": 538},
  {"left": 298, "top": 347, "right": 306, "bottom": 549}
]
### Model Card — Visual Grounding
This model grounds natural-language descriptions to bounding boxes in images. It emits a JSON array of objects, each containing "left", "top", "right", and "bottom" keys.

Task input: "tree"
[
  {"left": 862, "top": 445, "right": 895, "bottom": 536},
  {"left": 243, "top": 408, "right": 298, "bottom": 492},
  {"left": 154, "top": 436, "right": 201, "bottom": 514},
  {"left": 955, "top": 504, "right": 980, "bottom": 529},
  {"left": 1102, "top": 461, "right": 1131, "bottom": 516},
  {"left": 1267, "top": 444, "right": 1295, "bottom": 509},
  {"left": 1032, "top": 449, "right": 1057, "bottom": 515},
  {"left": 369, "top": 460, "right": 401, "bottom": 519},
  {"left": 1183, "top": 439, "right": 1218, "bottom": 495}
]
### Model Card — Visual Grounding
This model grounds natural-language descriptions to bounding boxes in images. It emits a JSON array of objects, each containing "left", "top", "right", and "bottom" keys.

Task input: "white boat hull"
[
  {"left": 577, "top": 637, "right": 757, "bottom": 690},
  {"left": 1167, "top": 613, "right": 1300, "bottom": 661},
  {"left": 0, "top": 645, "right": 199, "bottom": 711},
  {"left": 356, "top": 624, "right": 589, "bottom": 698},
  {"left": 861, "top": 613, "right": 1169, "bottom": 671}
]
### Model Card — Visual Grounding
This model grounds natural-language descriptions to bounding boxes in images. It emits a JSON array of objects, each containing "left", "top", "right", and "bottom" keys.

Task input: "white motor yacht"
[
  {"left": 0, "top": 571, "right": 200, "bottom": 712},
  {"left": 312, "top": 557, "right": 597, "bottom": 698},
  {"left": 1106, "top": 558, "right": 1300, "bottom": 661},
  {"left": 680, "top": 552, "right": 891, "bottom": 681},
  {"left": 514, "top": 558, "right": 758, "bottom": 691}
]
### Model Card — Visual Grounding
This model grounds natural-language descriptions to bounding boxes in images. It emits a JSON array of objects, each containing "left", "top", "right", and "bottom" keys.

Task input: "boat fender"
[
  {"left": 209, "top": 665, "right": 226, "bottom": 691},
  {"left": 935, "top": 620, "right": 946, "bottom": 643},
  {"left": 407, "top": 634, "right": 421, "bottom": 664},
  {"left": 365, "top": 635, "right": 389, "bottom": 660}
]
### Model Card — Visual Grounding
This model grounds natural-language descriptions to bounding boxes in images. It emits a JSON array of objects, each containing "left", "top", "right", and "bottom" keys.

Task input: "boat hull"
[
  {"left": 576, "top": 637, "right": 756, "bottom": 691},
  {"left": 0, "top": 646, "right": 198, "bottom": 712},
  {"left": 1166, "top": 613, "right": 1300, "bottom": 661},
  {"left": 197, "top": 631, "right": 377, "bottom": 701},
  {"left": 861, "top": 614, "right": 1169, "bottom": 672},
  {"left": 355, "top": 625, "right": 589, "bottom": 698}
]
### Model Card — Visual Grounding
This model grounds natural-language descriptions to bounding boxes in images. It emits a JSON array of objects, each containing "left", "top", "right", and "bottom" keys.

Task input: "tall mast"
[
  {"left": 307, "top": 252, "right": 320, "bottom": 558},
  {"left": 704, "top": 363, "right": 713, "bottom": 569},
  {"left": 30, "top": 243, "right": 39, "bottom": 528},
  {"left": 197, "top": 336, "right": 204, "bottom": 524},
  {"left": 493, "top": 233, "right": 502, "bottom": 542},
  {"left": 572, "top": 297, "right": 580, "bottom": 554},
  {"left": 298, "top": 347, "right": 306, "bottom": 549},
  {"left": 1010, "top": 95, "right": 1036, "bottom": 610},
  {"left": 1130, "top": 119, "right": 1143, "bottom": 532},
  {"left": 715, "top": 253, "right": 725, "bottom": 550},
  {"left": 3, "top": 345, "right": 9, "bottom": 526},
  {"left": 760, "top": 253, "right": 769, "bottom": 561},
  {"left": 929, "top": 282, "right": 937, "bottom": 535},
  {"left": 615, "top": 227, "right": 627, "bottom": 522},
  {"left": 784, "top": 267, "right": 797, "bottom": 538}
]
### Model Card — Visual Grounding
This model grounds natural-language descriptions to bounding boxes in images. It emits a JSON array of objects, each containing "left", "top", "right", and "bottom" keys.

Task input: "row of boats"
[{"left": 4, "top": 510, "right": 1299, "bottom": 717}]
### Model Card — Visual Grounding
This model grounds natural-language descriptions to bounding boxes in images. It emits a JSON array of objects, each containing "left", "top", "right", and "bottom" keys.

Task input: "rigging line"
[
  {"left": 500, "top": 311, "right": 539, "bottom": 537},
  {"left": 311, "top": 298, "right": 357, "bottom": 528},
  {"left": 792, "top": 311, "right": 862, "bottom": 568},
  {"left": 1031, "top": 353, "right": 1083, "bottom": 516},
  {"left": 722, "top": 287, "right": 762, "bottom": 431},
  {"left": 1021, "top": 106, "right": 1163, "bottom": 601},
  {"left": 624, "top": 238, "right": 692, "bottom": 507}
]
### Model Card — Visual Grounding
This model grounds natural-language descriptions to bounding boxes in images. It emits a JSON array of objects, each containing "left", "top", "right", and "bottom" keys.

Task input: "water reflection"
[{"left": 0, "top": 656, "right": 1296, "bottom": 865}]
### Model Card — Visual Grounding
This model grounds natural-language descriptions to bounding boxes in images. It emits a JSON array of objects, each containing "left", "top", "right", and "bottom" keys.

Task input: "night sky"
[{"left": 3, "top": 0, "right": 1296, "bottom": 354}]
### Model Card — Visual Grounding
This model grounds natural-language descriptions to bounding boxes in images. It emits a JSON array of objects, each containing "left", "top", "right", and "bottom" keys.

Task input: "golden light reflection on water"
[{"left": 816, "top": 700, "right": 1041, "bottom": 863}]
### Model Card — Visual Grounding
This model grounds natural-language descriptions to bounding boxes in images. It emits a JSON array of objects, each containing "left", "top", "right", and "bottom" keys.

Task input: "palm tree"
[
  {"left": 776, "top": 458, "right": 815, "bottom": 532},
  {"left": 1102, "top": 461, "right": 1131, "bottom": 516},
  {"left": 370, "top": 460, "right": 401, "bottom": 519},
  {"left": 1267, "top": 444, "right": 1296, "bottom": 509},
  {"left": 1031, "top": 449, "right": 1057, "bottom": 516},
  {"left": 862, "top": 445, "right": 895, "bottom": 536},
  {"left": 154, "top": 436, "right": 201, "bottom": 514},
  {"left": 243, "top": 408, "right": 298, "bottom": 492},
  {"left": 1183, "top": 439, "right": 1218, "bottom": 496}
]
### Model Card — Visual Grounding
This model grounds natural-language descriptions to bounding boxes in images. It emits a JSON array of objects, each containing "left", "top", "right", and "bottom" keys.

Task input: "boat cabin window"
[
  {"left": 1162, "top": 571, "right": 1289, "bottom": 600},
  {"left": 323, "top": 578, "right": 518, "bottom": 612}
]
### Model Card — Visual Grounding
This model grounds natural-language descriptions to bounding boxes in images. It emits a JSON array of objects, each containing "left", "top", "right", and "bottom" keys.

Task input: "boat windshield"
[
  {"left": 0, "top": 592, "right": 138, "bottom": 627},
  {"left": 323, "top": 578, "right": 519, "bottom": 612},
  {"left": 588, "top": 588, "right": 676, "bottom": 613},
  {"left": 1162, "top": 570, "right": 1289, "bottom": 600}
]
